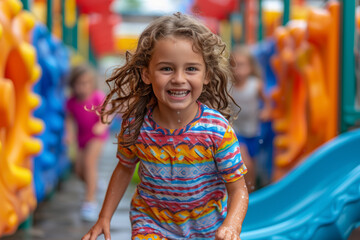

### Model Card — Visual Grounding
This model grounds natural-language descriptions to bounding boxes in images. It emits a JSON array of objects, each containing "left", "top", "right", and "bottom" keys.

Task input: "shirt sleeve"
[
  {"left": 116, "top": 134, "right": 139, "bottom": 168},
  {"left": 214, "top": 125, "right": 247, "bottom": 183}
]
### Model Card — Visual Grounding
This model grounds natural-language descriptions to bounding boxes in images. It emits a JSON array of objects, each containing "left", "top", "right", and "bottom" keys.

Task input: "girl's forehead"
[
  {"left": 77, "top": 72, "right": 95, "bottom": 83},
  {"left": 151, "top": 37, "right": 204, "bottom": 61},
  {"left": 157, "top": 35, "right": 193, "bottom": 45},
  {"left": 153, "top": 37, "right": 201, "bottom": 54}
]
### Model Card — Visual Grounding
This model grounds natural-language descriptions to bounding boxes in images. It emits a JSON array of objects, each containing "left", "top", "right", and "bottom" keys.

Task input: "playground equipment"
[
  {"left": 32, "top": 23, "right": 71, "bottom": 202},
  {"left": 341, "top": 0, "right": 360, "bottom": 132},
  {"left": 251, "top": 40, "right": 278, "bottom": 183},
  {"left": 242, "top": 1, "right": 360, "bottom": 238},
  {"left": 356, "top": 7, "right": 360, "bottom": 110},
  {"left": 270, "top": 1, "right": 339, "bottom": 180},
  {"left": 260, "top": 0, "right": 309, "bottom": 41},
  {"left": 0, "top": 0, "right": 43, "bottom": 235},
  {"left": 241, "top": 128, "right": 360, "bottom": 240}
]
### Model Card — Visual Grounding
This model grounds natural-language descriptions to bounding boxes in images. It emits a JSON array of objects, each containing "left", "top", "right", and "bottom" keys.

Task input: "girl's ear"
[
  {"left": 204, "top": 73, "right": 210, "bottom": 85},
  {"left": 141, "top": 68, "right": 151, "bottom": 85},
  {"left": 204, "top": 77, "right": 210, "bottom": 85}
]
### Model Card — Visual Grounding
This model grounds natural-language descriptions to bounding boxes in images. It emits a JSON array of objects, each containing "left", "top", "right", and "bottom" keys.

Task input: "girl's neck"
[
  {"left": 152, "top": 103, "right": 199, "bottom": 129},
  {"left": 75, "top": 91, "right": 93, "bottom": 101}
]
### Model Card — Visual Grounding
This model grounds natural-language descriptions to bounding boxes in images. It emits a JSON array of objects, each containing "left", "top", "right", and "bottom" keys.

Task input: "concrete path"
[{"left": 1, "top": 136, "right": 135, "bottom": 240}]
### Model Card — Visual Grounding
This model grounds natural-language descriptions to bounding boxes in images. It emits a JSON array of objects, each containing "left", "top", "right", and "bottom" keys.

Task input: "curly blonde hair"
[{"left": 100, "top": 12, "right": 236, "bottom": 147}]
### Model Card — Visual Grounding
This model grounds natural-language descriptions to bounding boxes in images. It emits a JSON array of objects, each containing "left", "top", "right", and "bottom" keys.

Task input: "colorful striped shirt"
[{"left": 117, "top": 103, "right": 247, "bottom": 239}]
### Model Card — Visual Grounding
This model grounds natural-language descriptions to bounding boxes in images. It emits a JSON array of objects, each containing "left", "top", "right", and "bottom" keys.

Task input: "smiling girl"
[{"left": 82, "top": 13, "right": 248, "bottom": 240}]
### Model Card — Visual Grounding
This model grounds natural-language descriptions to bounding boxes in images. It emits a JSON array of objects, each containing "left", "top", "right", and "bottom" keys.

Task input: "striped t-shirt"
[{"left": 117, "top": 103, "right": 247, "bottom": 239}]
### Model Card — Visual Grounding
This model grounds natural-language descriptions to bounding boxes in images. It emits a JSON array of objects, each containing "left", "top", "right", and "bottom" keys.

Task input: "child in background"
[
  {"left": 65, "top": 64, "right": 109, "bottom": 222},
  {"left": 82, "top": 13, "right": 248, "bottom": 240},
  {"left": 229, "top": 45, "right": 271, "bottom": 192}
]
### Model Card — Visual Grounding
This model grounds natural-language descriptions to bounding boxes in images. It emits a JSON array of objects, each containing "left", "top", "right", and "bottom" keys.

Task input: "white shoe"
[{"left": 81, "top": 202, "right": 98, "bottom": 222}]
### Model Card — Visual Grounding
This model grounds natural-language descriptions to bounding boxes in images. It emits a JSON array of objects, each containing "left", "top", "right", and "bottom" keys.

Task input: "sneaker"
[{"left": 81, "top": 202, "right": 98, "bottom": 222}]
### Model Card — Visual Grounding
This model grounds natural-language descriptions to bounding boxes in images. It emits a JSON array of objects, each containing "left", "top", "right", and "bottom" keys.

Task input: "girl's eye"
[
  {"left": 187, "top": 67, "right": 197, "bottom": 72},
  {"left": 161, "top": 67, "right": 172, "bottom": 71}
]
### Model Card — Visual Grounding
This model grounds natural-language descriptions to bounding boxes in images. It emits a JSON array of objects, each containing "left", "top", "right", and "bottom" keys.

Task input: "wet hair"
[
  {"left": 230, "top": 45, "right": 263, "bottom": 81},
  {"left": 100, "top": 12, "right": 236, "bottom": 147}
]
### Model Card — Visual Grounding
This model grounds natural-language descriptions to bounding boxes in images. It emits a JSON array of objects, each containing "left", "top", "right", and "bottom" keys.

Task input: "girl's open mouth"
[{"left": 167, "top": 90, "right": 190, "bottom": 98}]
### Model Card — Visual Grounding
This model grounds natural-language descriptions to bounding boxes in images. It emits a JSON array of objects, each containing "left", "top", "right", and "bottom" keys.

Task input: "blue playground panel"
[
  {"left": 241, "top": 128, "right": 360, "bottom": 240},
  {"left": 252, "top": 39, "right": 278, "bottom": 182},
  {"left": 32, "top": 23, "right": 71, "bottom": 202}
]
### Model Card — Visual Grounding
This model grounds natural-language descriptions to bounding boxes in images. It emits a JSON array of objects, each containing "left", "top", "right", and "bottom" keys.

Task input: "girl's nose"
[{"left": 172, "top": 70, "right": 186, "bottom": 84}]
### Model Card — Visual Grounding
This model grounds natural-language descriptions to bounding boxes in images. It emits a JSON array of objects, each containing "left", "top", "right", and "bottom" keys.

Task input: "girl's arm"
[
  {"left": 258, "top": 81, "right": 272, "bottom": 121},
  {"left": 64, "top": 113, "right": 75, "bottom": 145},
  {"left": 82, "top": 162, "right": 135, "bottom": 240},
  {"left": 215, "top": 177, "right": 249, "bottom": 240},
  {"left": 92, "top": 121, "right": 109, "bottom": 136}
]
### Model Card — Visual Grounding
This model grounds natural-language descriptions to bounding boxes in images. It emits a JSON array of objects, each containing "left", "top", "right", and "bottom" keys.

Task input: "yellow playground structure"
[{"left": 0, "top": 0, "right": 43, "bottom": 235}]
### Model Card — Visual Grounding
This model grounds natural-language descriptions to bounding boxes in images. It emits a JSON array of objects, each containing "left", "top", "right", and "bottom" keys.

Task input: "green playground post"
[
  {"left": 283, "top": 0, "right": 290, "bottom": 25},
  {"left": 258, "top": 0, "right": 263, "bottom": 41},
  {"left": 61, "top": 0, "right": 78, "bottom": 51},
  {"left": 340, "top": 0, "right": 360, "bottom": 132},
  {"left": 61, "top": 0, "right": 67, "bottom": 44},
  {"left": 20, "top": 0, "right": 30, "bottom": 10},
  {"left": 71, "top": 10, "right": 78, "bottom": 51},
  {"left": 89, "top": 39, "right": 98, "bottom": 67},
  {"left": 46, "top": 0, "right": 53, "bottom": 32}
]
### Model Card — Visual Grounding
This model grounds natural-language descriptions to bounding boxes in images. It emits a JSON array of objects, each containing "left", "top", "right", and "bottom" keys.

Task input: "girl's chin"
[
  {"left": 166, "top": 94, "right": 190, "bottom": 102},
  {"left": 167, "top": 103, "right": 198, "bottom": 113}
]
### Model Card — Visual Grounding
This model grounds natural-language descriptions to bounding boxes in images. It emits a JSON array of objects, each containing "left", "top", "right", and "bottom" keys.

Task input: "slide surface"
[{"left": 241, "top": 129, "right": 360, "bottom": 240}]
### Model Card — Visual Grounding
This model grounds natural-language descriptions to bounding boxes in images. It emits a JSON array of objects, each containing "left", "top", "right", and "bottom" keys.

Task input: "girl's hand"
[
  {"left": 81, "top": 217, "right": 111, "bottom": 240},
  {"left": 259, "top": 108, "right": 271, "bottom": 122},
  {"left": 215, "top": 225, "right": 241, "bottom": 240},
  {"left": 92, "top": 122, "right": 108, "bottom": 136}
]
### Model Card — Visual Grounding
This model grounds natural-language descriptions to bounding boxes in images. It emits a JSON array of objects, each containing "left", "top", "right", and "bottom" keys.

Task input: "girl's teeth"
[{"left": 169, "top": 91, "right": 188, "bottom": 96}]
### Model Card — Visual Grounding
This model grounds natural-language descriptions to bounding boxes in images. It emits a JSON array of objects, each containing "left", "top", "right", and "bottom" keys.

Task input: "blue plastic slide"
[{"left": 241, "top": 128, "right": 360, "bottom": 240}]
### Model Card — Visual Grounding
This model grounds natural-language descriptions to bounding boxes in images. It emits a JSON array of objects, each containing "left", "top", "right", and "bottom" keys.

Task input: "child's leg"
[
  {"left": 75, "top": 149, "right": 85, "bottom": 182},
  {"left": 82, "top": 138, "right": 105, "bottom": 203}
]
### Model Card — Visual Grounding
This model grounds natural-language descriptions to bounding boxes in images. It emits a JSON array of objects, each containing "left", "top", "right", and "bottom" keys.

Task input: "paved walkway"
[{"left": 1, "top": 136, "right": 135, "bottom": 240}]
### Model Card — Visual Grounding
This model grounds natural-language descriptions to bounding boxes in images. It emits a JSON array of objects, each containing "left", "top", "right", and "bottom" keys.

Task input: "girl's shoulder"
[{"left": 199, "top": 103, "right": 230, "bottom": 130}]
